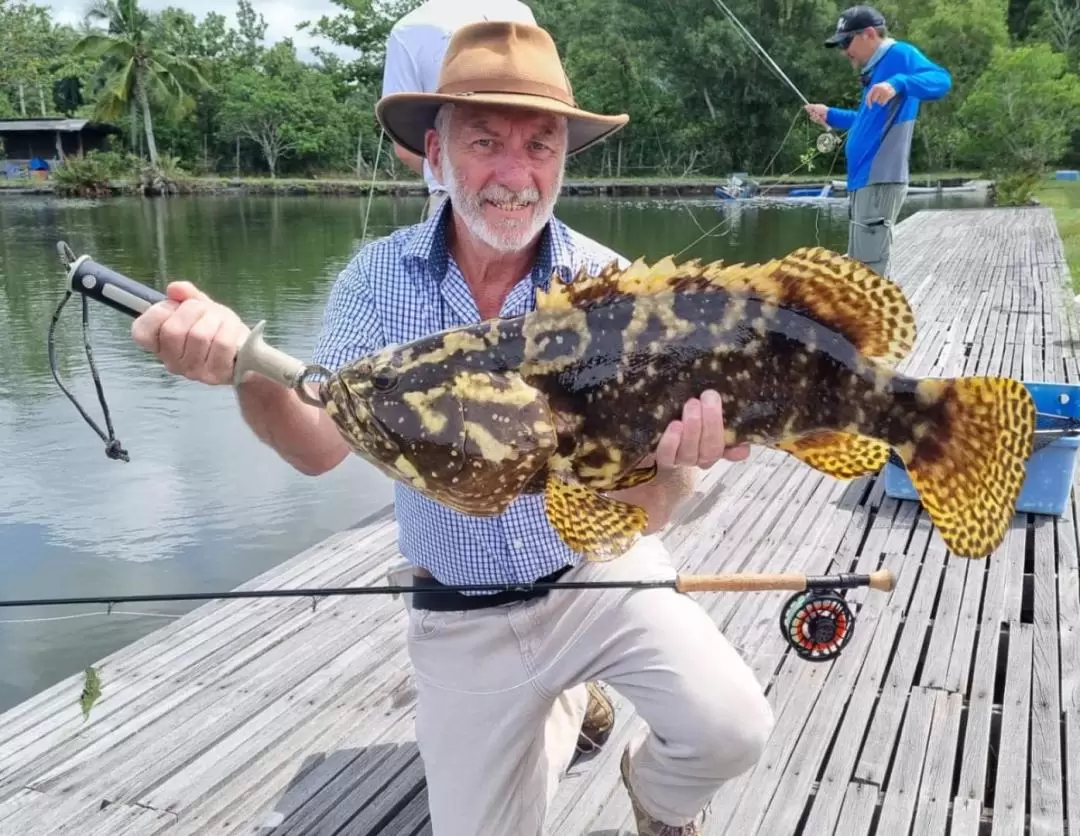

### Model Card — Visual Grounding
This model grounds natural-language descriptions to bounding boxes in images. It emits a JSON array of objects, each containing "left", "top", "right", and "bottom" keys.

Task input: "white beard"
[{"left": 440, "top": 149, "right": 564, "bottom": 253}]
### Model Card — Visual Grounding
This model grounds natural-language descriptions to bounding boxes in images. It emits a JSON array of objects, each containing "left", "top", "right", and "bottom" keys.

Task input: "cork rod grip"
[
  {"left": 674, "top": 569, "right": 894, "bottom": 594},
  {"left": 675, "top": 573, "right": 811, "bottom": 593}
]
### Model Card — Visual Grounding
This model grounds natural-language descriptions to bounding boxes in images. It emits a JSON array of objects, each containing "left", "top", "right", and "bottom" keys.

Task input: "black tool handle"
[{"left": 68, "top": 256, "right": 167, "bottom": 317}]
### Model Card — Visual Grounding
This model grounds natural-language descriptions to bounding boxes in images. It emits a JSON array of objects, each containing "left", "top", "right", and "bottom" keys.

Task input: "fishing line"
[{"left": 706, "top": 0, "right": 811, "bottom": 106}]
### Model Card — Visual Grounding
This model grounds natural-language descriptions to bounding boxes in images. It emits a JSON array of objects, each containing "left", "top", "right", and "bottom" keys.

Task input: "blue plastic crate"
[{"left": 882, "top": 381, "right": 1080, "bottom": 516}]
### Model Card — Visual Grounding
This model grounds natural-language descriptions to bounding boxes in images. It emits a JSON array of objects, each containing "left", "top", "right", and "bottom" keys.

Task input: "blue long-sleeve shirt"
[{"left": 826, "top": 39, "right": 951, "bottom": 191}]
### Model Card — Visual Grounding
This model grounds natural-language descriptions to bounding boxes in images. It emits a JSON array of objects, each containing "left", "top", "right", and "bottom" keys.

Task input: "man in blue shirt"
[
  {"left": 129, "top": 21, "right": 774, "bottom": 836},
  {"left": 805, "top": 5, "right": 951, "bottom": 276}
]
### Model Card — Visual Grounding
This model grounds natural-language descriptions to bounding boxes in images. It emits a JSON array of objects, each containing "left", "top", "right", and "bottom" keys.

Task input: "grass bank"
[{"left": 1035, "top": 179, "right": 1080, "bottom": 294}]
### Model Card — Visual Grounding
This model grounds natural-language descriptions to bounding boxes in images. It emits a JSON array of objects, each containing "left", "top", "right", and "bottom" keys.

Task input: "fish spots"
[
  {"left": 402, "top": 387, "right": 450, "bottom": 436},
  {"left": 393, "top": 455, "right": 427, "bottom": 489},
  {"left": 621, "top": 296, "right": 695, "bottom": 356},
  {"left": 522, "top": 309, "right": 592, "bottom": 374},
  {"left": 394, "top": 330, "right": 492, "bottom": 374}
]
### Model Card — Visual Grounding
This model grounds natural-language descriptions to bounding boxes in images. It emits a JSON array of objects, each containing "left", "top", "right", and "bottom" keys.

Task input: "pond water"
[{"left": 0, "top": 188, "right": 989, "bottom": 712}]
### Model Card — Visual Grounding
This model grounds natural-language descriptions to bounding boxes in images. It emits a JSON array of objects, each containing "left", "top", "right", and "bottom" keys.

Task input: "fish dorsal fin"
[
  {"left": 771, "top": 246, "right": 916, "bottom": 365},
  {"left": 536, "top": 246, "right": 916, "bottom": 366},
  {"left": 536, "top": 256, "right": 681, "bottom": 313}
]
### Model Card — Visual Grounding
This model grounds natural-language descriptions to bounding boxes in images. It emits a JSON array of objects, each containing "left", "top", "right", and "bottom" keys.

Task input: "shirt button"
[{"left": 513, "top": 538, "right": 524, "bottom": 549}]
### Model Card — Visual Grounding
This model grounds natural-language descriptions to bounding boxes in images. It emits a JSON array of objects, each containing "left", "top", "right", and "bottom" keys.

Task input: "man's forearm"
[{"left": 236, "top": 376, "right": 350, "bottom": 476}]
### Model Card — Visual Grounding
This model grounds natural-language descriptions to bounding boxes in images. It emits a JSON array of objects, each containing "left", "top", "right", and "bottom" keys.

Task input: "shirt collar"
[
  {"left": 402, "top": 196, "right": 578, "bottom": 290},
  {"left": 862, "top": 37, "right": 895, "bottom": 76}
]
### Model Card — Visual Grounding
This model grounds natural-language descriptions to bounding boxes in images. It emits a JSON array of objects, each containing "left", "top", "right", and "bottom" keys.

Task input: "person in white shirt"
[{"left": 381, "top": 0, "right": 538, "bottom": 218}]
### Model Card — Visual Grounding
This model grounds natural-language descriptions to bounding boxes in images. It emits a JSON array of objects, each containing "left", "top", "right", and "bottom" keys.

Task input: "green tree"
[
  {"left": 218, "top": 41, "right": 349, "bottom": 177},
  {"left": 72, "top": 0, "right": 210, "bottom": 168},
  {"left": 959, "top": 42, "right": 1080, "bottom": 197},
  {"left": 904, "top": 0, "right": 1009, "bottom": 169}
]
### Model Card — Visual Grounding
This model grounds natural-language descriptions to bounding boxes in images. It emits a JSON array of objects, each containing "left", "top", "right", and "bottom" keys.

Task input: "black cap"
[{"left": 824, "top": 5, "right": 886, "bottom": 47}]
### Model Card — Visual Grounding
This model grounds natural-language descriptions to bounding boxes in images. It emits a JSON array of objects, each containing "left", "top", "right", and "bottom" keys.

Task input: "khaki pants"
[
  {"left": 848, "top": 182, "right": 907, "bottom": 277},
  {"left": 405, "top": 536, "right": 774, "bottom": 835}
]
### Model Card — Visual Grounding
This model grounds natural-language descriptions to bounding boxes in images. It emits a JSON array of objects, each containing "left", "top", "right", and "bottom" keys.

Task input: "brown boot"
[
  {"left": 576, "top": 681, "right": 615, "bottom": 753},
  {"left": 620, "top": 746, "right": 703, "bottom": 835}
]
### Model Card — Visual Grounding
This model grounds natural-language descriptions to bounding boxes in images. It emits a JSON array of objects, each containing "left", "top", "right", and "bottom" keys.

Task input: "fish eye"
[{"left": 372, "top": 372, "right": 398, "bottom": 392}]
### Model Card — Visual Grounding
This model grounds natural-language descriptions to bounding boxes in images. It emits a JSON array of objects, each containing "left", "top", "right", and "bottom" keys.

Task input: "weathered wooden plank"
[
  {"left": 799, "top": 561, "right": 927, "bottom": 836},
  {"left": 992, "top": 621, "right": 1034, "bottom": 834},
  {"left": 139, "top": 647, "right": 413, "bottom": 817},
  {"left": 950, "top": 797, "right": 984, "bottom": 836},
  {"left": 30, "top": 596, "right": 404, "bottom": 799},
  {"left": 953, "top": 524, "right": 1016, "bottom": 806},
  {"left": 0, "top": 518, "right": 396, "bottom": 745},
  {"left": 874, "top": 685, "right": 938, "bottom": 834},
  {"left": 1030, "top": 518, "right": 1065, "bottom": 836},
  {"left": 909, "top": 689, "right": 963, "bottom": 836},
  {"left": 831, "top": 781, "right": 880, "bottom": 835},
  {"left": 0, "top": 522, "right": 403, "bottom": 783},
  {"left": 918, "top": 555, "right": 972, "bottom": 689},
  {"left": 853, "top": 536, "right": 948, "bottom": 785}
]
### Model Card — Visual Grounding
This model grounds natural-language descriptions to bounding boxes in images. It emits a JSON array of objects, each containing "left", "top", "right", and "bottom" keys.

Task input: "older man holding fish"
[{"left": 129, "top": 20, "right": 774, "bottom": 836}]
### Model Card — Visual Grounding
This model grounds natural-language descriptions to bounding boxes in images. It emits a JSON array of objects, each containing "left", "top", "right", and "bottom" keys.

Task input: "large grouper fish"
[{"left": 317, "top": 245, "right": 1035, "bottom": 561}]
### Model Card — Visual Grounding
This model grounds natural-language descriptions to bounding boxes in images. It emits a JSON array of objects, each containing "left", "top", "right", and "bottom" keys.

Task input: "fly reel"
[
  {"left": 816, "top": 131, "right": 842, "bottom": 154},
  {"left": 779, "top": 589, "right": 854, "bottom": 661}
]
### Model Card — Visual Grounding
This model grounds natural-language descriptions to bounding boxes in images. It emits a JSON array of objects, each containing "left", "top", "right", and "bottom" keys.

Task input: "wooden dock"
[{"left": 0, "top": 205, "right": 1077, "bottom": 835}]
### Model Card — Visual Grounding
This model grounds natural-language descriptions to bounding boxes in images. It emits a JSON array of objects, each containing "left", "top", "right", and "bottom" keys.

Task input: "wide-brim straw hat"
[{"left": 375, "top": 21, "right": 629, "bottom": 158}]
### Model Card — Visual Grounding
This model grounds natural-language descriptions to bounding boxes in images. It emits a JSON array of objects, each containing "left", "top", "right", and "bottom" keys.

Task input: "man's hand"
[
  {"left": 804, "top": 103, "right": 829, "bottom": 127},
  {"left": 654, "top": 390, "right": 750, "bottom": 470},
  {"left": 131, "top": 281, "right": 250, "bottom": 386},
  {"left": 866, "top": 82, "right": 896, "bottom": 107}
]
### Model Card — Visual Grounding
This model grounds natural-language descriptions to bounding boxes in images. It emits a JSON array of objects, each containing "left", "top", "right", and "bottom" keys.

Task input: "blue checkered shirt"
[{"left": 311, "top": 200, "right": 629, "bottom": 588}]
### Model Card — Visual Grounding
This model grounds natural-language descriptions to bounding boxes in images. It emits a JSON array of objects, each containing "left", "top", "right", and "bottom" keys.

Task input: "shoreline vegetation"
[
  {"left": 1035, "top": 181, "right": 1080, "bottom": 292},
  {"left": 0, "top": 171, "right": 986, "bottom": 198}
]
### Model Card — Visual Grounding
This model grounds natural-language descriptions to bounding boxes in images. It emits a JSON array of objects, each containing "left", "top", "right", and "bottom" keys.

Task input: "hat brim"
[
  {"left": 375, "top": 92, "right": 629, "bottom": 158},
  {"left": 824, "top": 31, "right": 851, "bottom": 47}
]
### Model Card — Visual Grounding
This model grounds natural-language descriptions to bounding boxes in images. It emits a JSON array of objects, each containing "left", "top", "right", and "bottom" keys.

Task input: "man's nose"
[{"left": 493, "top": 152, "right": 533, "bottom": 192}]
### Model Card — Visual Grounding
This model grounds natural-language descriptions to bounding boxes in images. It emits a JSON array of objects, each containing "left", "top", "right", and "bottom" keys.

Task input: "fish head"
[{"left": 320, "top": 343, "right": 559, "bottom": 516}]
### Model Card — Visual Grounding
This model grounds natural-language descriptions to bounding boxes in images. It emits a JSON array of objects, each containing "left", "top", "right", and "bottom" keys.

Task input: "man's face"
[
  {"left": 839, "top": 29, "right": 879, "bottom": 67},
  {"left": 427, "top": 104, "right": 567, "bottom": 253}
]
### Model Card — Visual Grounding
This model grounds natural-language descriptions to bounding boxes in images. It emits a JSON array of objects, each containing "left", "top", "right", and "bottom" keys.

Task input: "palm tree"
[{"left": 72, "top": 0, "right": 208, "bottom": 169}]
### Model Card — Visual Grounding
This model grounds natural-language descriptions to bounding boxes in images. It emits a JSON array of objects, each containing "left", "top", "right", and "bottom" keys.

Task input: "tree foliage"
[{"left": 0, "top": 0, "right": 1076, "bottom": 179}]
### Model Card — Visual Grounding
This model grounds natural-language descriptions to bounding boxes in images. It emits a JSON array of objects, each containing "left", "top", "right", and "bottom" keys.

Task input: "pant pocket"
[{"left": 850, "top": 216, "right": 891, "bottom": 267}]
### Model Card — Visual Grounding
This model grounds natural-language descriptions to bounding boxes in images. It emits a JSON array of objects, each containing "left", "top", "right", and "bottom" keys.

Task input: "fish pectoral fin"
[
  {"left": 543, "top": 471, "right": 648, "bottom": 561},
  {"left": 609, "top": 462, "right": 659, "bottom": 490},
  {"left": 775, "top": 431, "right": 891, "bottom": 479}
]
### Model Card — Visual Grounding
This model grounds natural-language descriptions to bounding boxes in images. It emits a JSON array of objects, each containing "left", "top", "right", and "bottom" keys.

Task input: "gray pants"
[{"left": 848, "top": 182, "right": 907, "bottom": 277}]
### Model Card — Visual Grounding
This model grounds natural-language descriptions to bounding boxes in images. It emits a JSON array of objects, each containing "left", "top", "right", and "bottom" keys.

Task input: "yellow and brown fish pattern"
[{"left": 319, "top": 246, "right": 1035, "bottom": 561}]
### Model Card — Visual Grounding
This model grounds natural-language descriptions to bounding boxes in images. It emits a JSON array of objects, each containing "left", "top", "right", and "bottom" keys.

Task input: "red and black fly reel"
[{"left": 778, "top": 588, "right": 856, "bottom": 662}]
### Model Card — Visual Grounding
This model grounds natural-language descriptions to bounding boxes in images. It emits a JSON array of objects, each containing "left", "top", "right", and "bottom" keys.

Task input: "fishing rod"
[
  {"left": 58, "top": 565, "right": 893, "bottom": 721},
  {"left": 705, "top": 0, "right": 842, "bottom": 155},
  {"left": 2, "top": 568, "right": 895, "bottom": 662}
]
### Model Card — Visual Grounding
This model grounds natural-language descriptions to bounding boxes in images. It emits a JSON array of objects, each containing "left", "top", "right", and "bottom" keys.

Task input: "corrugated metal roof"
[{"left": 0, "top": 118, "right": 94, "bottom": 132}]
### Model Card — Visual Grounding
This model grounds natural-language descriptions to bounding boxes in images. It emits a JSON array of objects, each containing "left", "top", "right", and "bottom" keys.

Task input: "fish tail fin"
[{"left": 900, "top": 377, "right": 1035, "bottom": 558}]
